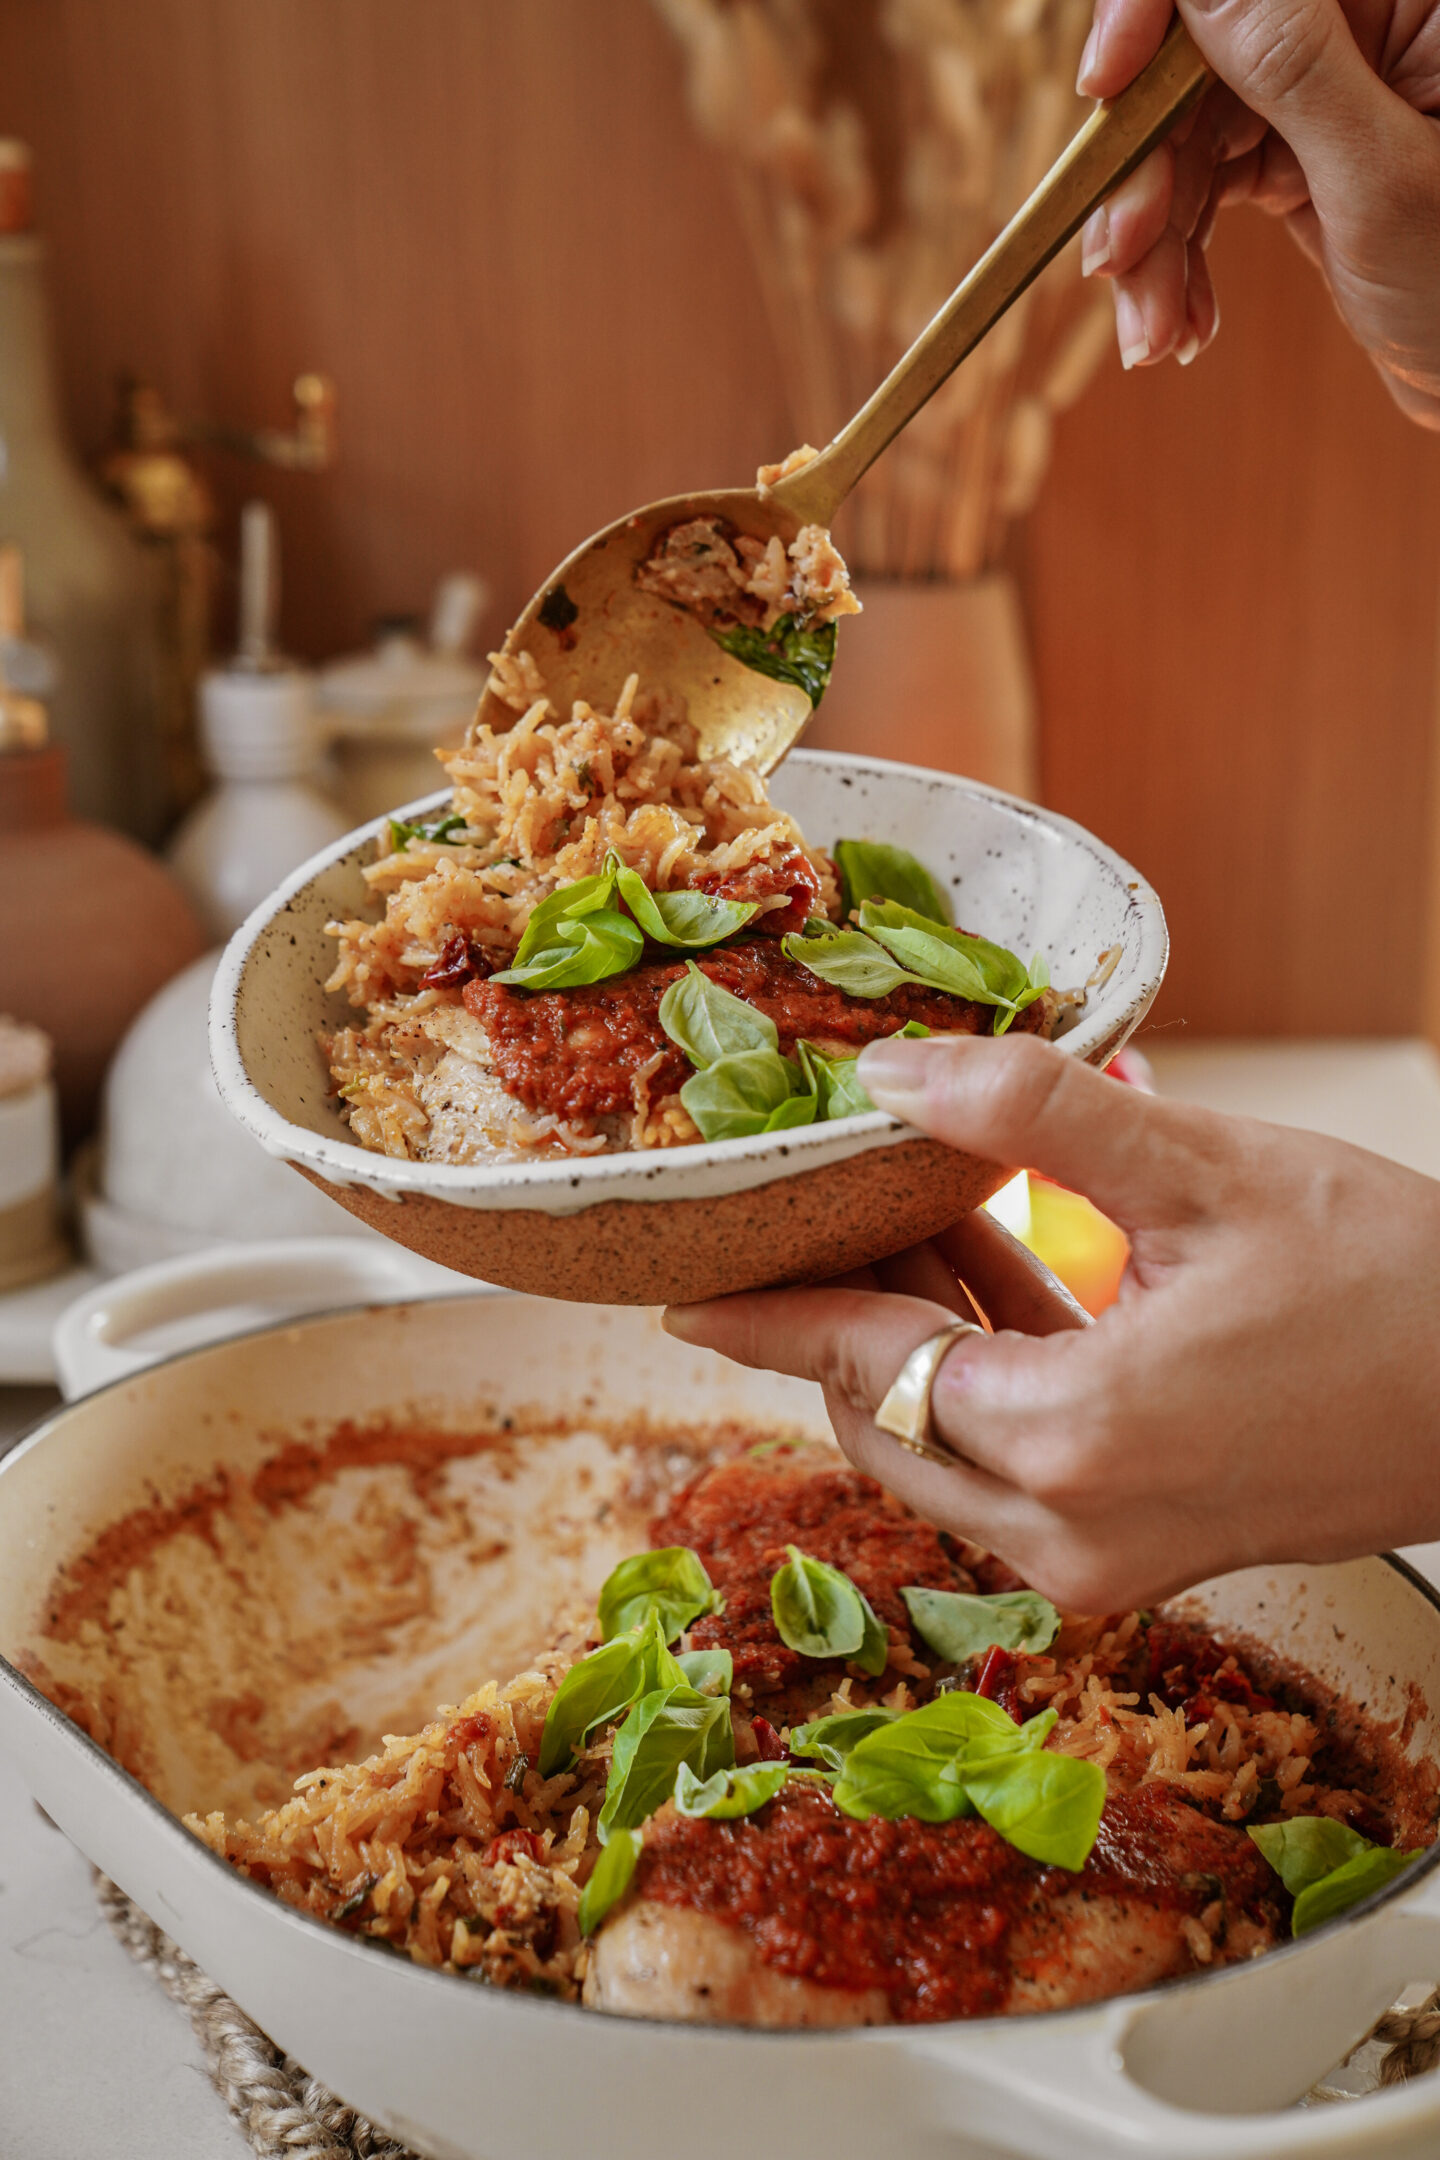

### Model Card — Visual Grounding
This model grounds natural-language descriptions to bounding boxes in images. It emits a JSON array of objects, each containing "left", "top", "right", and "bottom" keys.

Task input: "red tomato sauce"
[
  {"left": 463, "top": 939, "right": 995, "bottom": 1121},
  {"left": 633, "top": 1783, "right": 1280, "bottom": 2021},
  {"left": 651, "top": 1457, "right": 971, "bottom": 1712},
  {"left": 694, "top": 847, "right": 823, "bottom": 936},
  {"left": 637, "top": 1786, "right": 1032, "bottom": 2019}
]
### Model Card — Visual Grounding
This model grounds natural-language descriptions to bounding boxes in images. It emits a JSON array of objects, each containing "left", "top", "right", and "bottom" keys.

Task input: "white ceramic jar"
[
  {"left": 317, "top": 574, "right": 487, "bottom": 823},
  {"left": 167, "top": 665, "right": 351, "bottom": 941},
  {"left": 0, "top": 1015, "right": 68, "bottom": 1290}
]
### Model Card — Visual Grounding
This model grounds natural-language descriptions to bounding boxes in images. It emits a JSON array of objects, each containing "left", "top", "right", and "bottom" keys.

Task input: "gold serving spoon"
[{"left": 476, "top": 18, "right": 1210, "bottom": 773}]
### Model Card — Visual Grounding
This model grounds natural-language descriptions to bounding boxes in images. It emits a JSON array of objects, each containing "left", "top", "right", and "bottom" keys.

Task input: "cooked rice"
[
  {"left": 189, "top": 1581, "right": 1394, "bottom": 2003},
  {"left": 324, "top": 467, "right": 870, "bottom": 1169},
  {"left": 1022, "top": 1612, "right": 1374, "bottom": 1826},
  {"left": 324, "top": 662, "right": 842, "bottom": 1163},
  {"left": 634, "top": 513, "right": 859, "bottom": 635}
]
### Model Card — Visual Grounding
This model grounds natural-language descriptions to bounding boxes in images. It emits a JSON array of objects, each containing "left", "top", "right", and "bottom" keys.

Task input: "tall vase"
[
  {"left": 653, "top": 0, "right": 1110, "bottom": 804},
  {"left": 804, "top": 573, "right": 1036, "bottom": 799}
]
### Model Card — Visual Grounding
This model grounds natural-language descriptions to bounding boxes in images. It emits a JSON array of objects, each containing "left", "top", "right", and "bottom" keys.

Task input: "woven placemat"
[
  {"left": 95, "top": 1875, "right": 417, "bottom": 2160},
  {"left": 95, "top": 1873, "right": 1440, "bottom": 2154}
]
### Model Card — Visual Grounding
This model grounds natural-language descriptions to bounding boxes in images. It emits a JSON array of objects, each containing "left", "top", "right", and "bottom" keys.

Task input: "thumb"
[
  {"left": 1177, "top": 0, "right": 1397, "bottom": 192},
  {"left": 855, "top": 1032, "right": 1211, "bottom": 1232}
]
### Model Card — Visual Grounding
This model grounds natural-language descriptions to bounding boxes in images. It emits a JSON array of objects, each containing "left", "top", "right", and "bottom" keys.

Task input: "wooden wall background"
[{"left": 2, "top": 0, "right": 1438, "bottom": 1040}]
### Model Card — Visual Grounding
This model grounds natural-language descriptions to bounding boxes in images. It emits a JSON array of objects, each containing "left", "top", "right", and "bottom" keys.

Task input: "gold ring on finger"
[{"left": 873, "top": 1320, "right": 986, "bottom": 1464}]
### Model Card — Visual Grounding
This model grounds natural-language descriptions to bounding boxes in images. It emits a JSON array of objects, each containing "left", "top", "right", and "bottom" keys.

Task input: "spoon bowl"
[{"left": 477, "top": 487, "right": 820, "bottom": 775}]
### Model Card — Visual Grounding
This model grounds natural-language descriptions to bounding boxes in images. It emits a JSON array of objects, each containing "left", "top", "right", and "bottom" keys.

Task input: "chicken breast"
[
  {"left": 585, "top": 1785, "right": 1283, "bottom": 2027},
  {"left": 584, "top": 1902, "right": 888, "bottom": 2026}
]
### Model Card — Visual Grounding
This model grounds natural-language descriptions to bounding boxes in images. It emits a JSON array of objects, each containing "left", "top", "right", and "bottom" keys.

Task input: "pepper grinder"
[{"left": 167, "top": 502, "right": 350, "bottom": 940}]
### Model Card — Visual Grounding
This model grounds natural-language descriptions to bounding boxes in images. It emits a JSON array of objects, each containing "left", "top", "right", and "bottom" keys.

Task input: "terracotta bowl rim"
[{"left": 209, "top": 746, "right": 1168, "bottom": 1215}]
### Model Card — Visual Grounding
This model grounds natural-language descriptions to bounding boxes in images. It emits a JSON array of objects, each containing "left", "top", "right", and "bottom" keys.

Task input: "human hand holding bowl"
[{"left": 665, "top": 1031, "right": 1440, "bottom": 1611}]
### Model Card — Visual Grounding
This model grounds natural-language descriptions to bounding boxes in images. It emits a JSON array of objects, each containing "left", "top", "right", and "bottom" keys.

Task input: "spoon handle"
[{"left": 767, "top": 16, "right": 1213, "bottom": 528}]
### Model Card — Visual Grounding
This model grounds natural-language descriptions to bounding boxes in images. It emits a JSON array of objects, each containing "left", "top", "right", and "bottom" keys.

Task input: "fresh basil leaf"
[
  {"left": 1246, "top": 1817, "right": 1374, "bottom": 1899},
  {"left": 858, "top": 902, "right": 1050, "bottom": 1032},
  {"left": 880, "top": 1688, "right": 1028, "bottom": 1750},
  {"left": 680, "top": 1048, "right": 806, "bottom": 1142},
  {"left": 492, "top": 907, "right": 642, "bottom": 990},
  {"left": 675, "top": 1647, "right": 733, "bottom": 1698},
  {"left": 781, "top": 926, "right": 926, "bottom": 1000},
  {"left": 578, "top": 1826, "right": 642, "bottom": 1936},
  {"left": 796, "top": 1040, "right": 870, "bottom": 1120},
  {"left": 862, "top": 902, "right": 1032, "bottom": 1000},
  {"left": 538, "top": 1636, "right": 645, "bottom": 1777},
  {"left": 598, "top": 1547, "right": 722, "bottom": 1645},
  {"left": 610, "top": 860, "right": 758, "bottom": 949},
  {"left": 768, "top": 1547, "right": 888, "bottom": 1674},
  {"left": 858, "top": 905, "right": 999, "bottom": 1006},
  {"left": 673, "top": 1760, "right": 791, "bottom": 1820},
  {"left": 659, "top": 960, "right": 778, "bottom": 1066},
  {"left": 831, "top": 1693, "right": 1060, "bottom": 1832},
  {"left": 788, "top": 1706, "right": 900, "bottom": 1772},
  {"left": 709, "top": 613, "right": 837, "bottom": 709},
  {"left": 794, "top": 1027, "right": 931, "bottom": 1123},
  {"left": 631, "top": 1607, "right": 689, "bottom": 1695},
  {"left": 991, "top": 953, "right": 1050, "bottom": 1035},
  {"left": 960, "top": 1745, "right": 1106, "bottom": 1871},
  {"left": 901, "top": 1586, "right": 1061, "bottom": 1664},
  {"left": 771, "top": 1545, "right": 865, "bottom": 1661},
  {"left": 959, "top": 1705, "right": 1058, "bottom": 1766},
  {"left": 1290, "top": 1846, "right": 1421, "bottom": 1936},
  {"left": 388, "top": 810, "right": 469, "bottom": 851},
  {"left": 835, "top": 841, "right": 952, "bottom": 926},
  {"left": 855, "top": 1597, "right": 890, "bottom": 1678},
  {"left": 1247, "top": 1816, "right": 1425, "bottom": 1935},
  {"left": 509, "top": 868, "right": 617, "bottom": 967},
  {"left": 830, "top": 1688, "right": 1031, "bottom": 1808},
  {"left": 597, "top": 1686, "right": 735, "bottom": 1842},
  {"left": 764, "top": 1085, "right": 821, "bottom": 1132},
  {"left": 831, "top": 1724, "right": 974, "bottom": 1824}
]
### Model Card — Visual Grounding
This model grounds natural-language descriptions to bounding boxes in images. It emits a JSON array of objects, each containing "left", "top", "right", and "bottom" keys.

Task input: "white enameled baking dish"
[{"left": 3, "top": 1291, "right": 1440, "bottom": 2160}]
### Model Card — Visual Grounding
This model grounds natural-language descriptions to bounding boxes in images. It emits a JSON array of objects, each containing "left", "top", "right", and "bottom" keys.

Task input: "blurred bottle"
[
  {"left": 0, "top": 544, "right": 205, "bottom": 1141},
  {"left": 168, "top": 501, "right": 349, "bottom": 939},
  {"left": 0, "top": 139, "right": 165, "bottom": 840}
]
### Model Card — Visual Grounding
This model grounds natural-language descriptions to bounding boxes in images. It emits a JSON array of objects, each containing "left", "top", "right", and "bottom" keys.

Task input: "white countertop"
[
  {"left": 1, "top": 1036, "right": 1438, "bottom": 2159},
  {"left": 1143, "top": 1036, "right": 1440, "bottom": 1181},
  {"left": 0, "top": 1751, "right": 243, "bottom": 2157}
]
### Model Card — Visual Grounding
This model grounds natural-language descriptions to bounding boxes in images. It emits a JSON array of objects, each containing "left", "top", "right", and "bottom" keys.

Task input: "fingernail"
[
  {"left": 1175, "top": 330, "right": 1200, "bottom": 367},
  {"left": 1080, "top": 208, "right": 1110, "bottom": 278},
  {"left": 661, "top": 1306, "right": 700, "bottom": 1341},
  {"left": 1076, "top": 20, "right": 1102, "bottom": 94},
  {"left": 856, "top": 1035, "right": 966, "bottom": 1110},
  {"left": 1115, "top": 288, "right": 1150, "bottom": 371}
]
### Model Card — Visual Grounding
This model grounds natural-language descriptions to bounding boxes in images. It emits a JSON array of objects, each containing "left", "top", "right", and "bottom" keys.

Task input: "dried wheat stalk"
[{"left": 654, "top": 0, "right": 1110, "bottom": 580}]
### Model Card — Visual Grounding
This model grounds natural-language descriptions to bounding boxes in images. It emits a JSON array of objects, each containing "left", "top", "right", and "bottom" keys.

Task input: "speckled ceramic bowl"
[{"left": 210, "top": 750, "right": 1167, "bottom": 1303}]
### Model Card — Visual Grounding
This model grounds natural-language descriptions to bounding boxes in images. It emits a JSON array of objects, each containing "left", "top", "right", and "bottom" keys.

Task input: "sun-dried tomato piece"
[{"left": 421, "top": 934, "right": 485, "bottom": 990}]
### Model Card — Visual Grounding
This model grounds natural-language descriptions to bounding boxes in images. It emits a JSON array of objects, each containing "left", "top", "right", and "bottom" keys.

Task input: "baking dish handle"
[
  {"left": 52, "top": 1237, "right": 485, "bottom": 1398},
  {"left": 902, "top": 1866, "right": 1440, "bottom": 2159}
]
